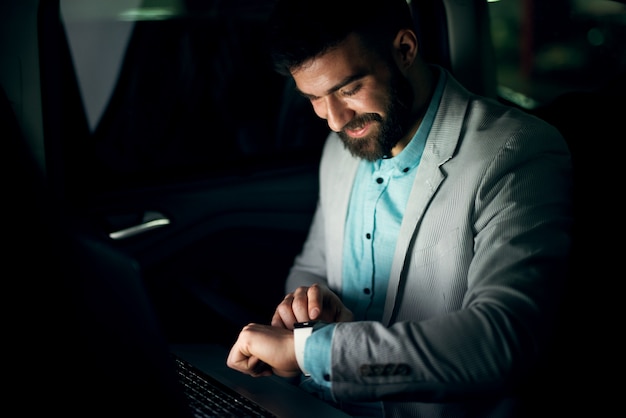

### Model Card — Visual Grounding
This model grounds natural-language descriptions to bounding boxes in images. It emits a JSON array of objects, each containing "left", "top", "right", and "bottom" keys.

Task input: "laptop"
[{"left": 63, "top": 234, "right": 350, "bottom": 418}]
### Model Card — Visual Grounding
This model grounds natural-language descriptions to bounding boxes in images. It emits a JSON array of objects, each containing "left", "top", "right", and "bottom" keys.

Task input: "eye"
[{"left": 341, "top": 84, "right": 361, "bottom": 97}]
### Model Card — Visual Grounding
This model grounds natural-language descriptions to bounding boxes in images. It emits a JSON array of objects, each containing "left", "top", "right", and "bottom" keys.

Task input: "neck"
[{"left": 390, "top": 64, "right": 436, "bottom": 157}]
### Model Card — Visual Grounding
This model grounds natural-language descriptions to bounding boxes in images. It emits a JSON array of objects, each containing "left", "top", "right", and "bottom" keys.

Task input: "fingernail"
[{"left": 310, "top": 308, "right": 319, "bottom": 319}]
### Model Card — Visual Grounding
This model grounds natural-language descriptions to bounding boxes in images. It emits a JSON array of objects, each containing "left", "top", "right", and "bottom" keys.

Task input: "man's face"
[{"left": 291, "top": 34, "right": 414, "bottom": 161}]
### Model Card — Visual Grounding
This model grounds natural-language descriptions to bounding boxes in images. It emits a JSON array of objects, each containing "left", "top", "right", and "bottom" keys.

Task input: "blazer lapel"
[{"left": 382, "top": 74, "right": 470, "bottom": 325}]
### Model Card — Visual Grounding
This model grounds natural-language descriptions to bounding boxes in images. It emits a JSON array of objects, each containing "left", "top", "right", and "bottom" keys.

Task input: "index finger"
[
  {"left": 271, "top": 293, "right": 297, "bottom": 328},
  {"left": 292, "top": 286, "right": 312, "bottom": 322},
  {"left": 306, "top": 284, "right": 323, "bottom": 320}
]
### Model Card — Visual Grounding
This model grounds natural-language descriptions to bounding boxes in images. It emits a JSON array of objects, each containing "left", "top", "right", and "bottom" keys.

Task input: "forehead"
[{"left": 291, "top": 34, "right": 377, "bottom": 96}]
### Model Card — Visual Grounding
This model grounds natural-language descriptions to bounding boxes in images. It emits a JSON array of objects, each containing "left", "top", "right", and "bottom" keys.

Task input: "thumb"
[{"left": 336, "top": 306, "right": 354, "bottom": 322}]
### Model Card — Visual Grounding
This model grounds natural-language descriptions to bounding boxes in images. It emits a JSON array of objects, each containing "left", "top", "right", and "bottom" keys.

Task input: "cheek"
[
  {"left": 349, "top": 86, "right": 389, "bottom": 116},
  {"left": 347, "top": 97, "right": 384, "bottom": 117}
]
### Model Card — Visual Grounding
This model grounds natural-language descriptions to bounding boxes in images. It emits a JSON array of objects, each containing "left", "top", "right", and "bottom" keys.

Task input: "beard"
[{"left": 337, "top": 66, "right": 414, "bottom": 161}]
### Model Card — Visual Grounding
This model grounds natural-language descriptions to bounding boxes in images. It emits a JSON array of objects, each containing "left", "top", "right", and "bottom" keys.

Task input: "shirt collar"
[{"left": 380, "top": 65, "right": 447, "bottom": 173}]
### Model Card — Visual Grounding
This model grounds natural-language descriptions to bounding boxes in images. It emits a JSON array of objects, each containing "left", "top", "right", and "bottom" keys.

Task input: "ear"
[{"left": 393, "top": 29, "right": 418, "bottom": 70}]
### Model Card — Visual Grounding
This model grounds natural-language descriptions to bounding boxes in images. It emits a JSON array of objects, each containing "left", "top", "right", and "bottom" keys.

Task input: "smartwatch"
[{"left": 293, "top": 321, "right": 318, "bottom": 376}]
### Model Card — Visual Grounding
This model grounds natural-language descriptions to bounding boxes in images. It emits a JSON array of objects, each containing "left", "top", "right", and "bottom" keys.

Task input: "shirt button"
[
  {"left": 363, "top": 288, "right": 371, "bottom": 295},
  {"left": 376, "top": 177, "right": 383, "bottom": 184},
  {"left": 365, "top": 233, "right": 371, "bottom": 239},
  {"left": 403, "top": 167, "right": 410, "bottom": 173},
  {"left": 323, "top": 373, "right": 331, "bottom": 381}
]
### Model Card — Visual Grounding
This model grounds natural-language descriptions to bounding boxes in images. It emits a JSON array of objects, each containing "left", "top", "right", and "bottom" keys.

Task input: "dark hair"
[{"left": 267, "top": 0, "right": 414, "bottom": 76}]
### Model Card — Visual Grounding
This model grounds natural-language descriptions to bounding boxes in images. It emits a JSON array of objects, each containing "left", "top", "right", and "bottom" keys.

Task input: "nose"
[{"left": 316, "top": 95, "right": 354, "bottom": 132}]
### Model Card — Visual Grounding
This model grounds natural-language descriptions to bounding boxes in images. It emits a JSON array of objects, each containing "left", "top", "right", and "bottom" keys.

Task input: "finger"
[
  {"left": 336, "top": 305, "right": 354, "bottom": 322},
  {"left": 271, "top": 305, "right": 288, "bottom": 329},
  {"left": 306, "top": 284, "right": 323, "bottom": 319},
  {"left": 271, "top": 308, "right": 287, "bottom": 328},
  {"left": 226, "top": 326, "right": 273, "bottom": 377},
  {"left": 291, "top": 286, "right": 312, "bottom": 322},
  {"left": 249, "top": 357, "right": 272, "bottom": 377},
  {"left": 271, "top": 294, "right": 297, "bottom": 328},
  {"left": 226, "top": 341, "right": 252, "bottom": 374}
]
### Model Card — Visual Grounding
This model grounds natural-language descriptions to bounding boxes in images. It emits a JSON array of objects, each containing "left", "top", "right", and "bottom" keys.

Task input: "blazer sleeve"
[
  {"left": 284, "top": 133, "right": 334, "bottom": 292},
  {"left": 285, "top": 199, "right": 328, "bottom": 291},
  {"left": 285, "top": 132, "right": 360, "bottom": 293}
]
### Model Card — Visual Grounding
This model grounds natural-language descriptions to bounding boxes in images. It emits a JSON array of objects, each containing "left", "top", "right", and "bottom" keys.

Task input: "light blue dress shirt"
[
  {"left": 301, "top": 68, "right": 446, "bottom": 406},
  {"left": 341, "top": 121, "right": 426, "bottom": 321}
]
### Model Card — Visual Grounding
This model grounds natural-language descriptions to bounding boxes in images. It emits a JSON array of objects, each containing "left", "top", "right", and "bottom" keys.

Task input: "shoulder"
[{"left": 445, "top": 74, "right": 566, "bottom": 152}]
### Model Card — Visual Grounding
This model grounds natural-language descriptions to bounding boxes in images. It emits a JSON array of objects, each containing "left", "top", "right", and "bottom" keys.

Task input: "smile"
[{"left": 344, "top": 121, "right": 373, "bottom": 138}]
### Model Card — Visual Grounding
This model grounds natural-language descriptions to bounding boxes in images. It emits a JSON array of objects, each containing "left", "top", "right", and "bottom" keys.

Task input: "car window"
[
  {"left": 58, "top": 0, "right": 328, "bottom": 195},
  {"left": 488, "top": 0, "right": 626, "bottom": 109},
  {"left": 56, "top": 0, "right": 626, "bottom": 200}
]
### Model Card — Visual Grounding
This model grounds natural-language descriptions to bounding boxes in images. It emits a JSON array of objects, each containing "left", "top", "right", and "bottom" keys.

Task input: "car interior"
[{"left": 2, "top": 0, "right": 624, "bottom": 416}]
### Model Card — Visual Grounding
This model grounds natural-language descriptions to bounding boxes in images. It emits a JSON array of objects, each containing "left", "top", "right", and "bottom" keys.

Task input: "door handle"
[{"left": 108, "top": 211, "right": 170, "bottom": 240}]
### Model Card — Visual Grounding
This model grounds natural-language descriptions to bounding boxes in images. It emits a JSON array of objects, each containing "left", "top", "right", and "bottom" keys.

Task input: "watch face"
[{"left": 294, "top": 321, "right": 318, "bottom": 328}]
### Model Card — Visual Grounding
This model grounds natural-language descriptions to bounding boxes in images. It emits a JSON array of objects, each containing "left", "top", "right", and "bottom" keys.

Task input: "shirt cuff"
[{"left": 294, "top": 326, "right": 314, "bottom": 376}]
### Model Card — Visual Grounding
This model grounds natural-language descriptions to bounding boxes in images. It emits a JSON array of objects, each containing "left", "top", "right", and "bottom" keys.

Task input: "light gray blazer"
[{"left": 286, "top": 71, "right": 573, "bottom": 417}]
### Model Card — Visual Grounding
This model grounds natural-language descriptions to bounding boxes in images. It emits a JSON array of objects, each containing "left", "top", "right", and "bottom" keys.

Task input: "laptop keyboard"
[{"left": 173, "top": 356, "right": 277, "bottom": 418}]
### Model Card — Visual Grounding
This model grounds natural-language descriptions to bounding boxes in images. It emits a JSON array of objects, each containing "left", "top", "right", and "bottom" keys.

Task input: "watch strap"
[{"left": 293, "top": 322, "right": 317, "bottom": 376}]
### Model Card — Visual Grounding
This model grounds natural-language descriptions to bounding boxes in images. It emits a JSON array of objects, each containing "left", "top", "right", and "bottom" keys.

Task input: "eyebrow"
[{"left": 296, "top": 72, "right": 368, "bottom": 100}]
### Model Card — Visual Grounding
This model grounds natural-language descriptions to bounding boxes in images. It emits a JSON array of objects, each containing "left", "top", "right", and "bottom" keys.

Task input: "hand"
[
  {"left": 227, "top": 323, "right": 301, "bottom": 378},
  {"left": 271, "top": 283, "right": 354, "bottom": 329}
]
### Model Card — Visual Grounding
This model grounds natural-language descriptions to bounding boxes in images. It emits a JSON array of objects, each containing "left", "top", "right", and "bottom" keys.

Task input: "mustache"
[{"left": 342, "top": 113, "right": 382, "bottom": 132}]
